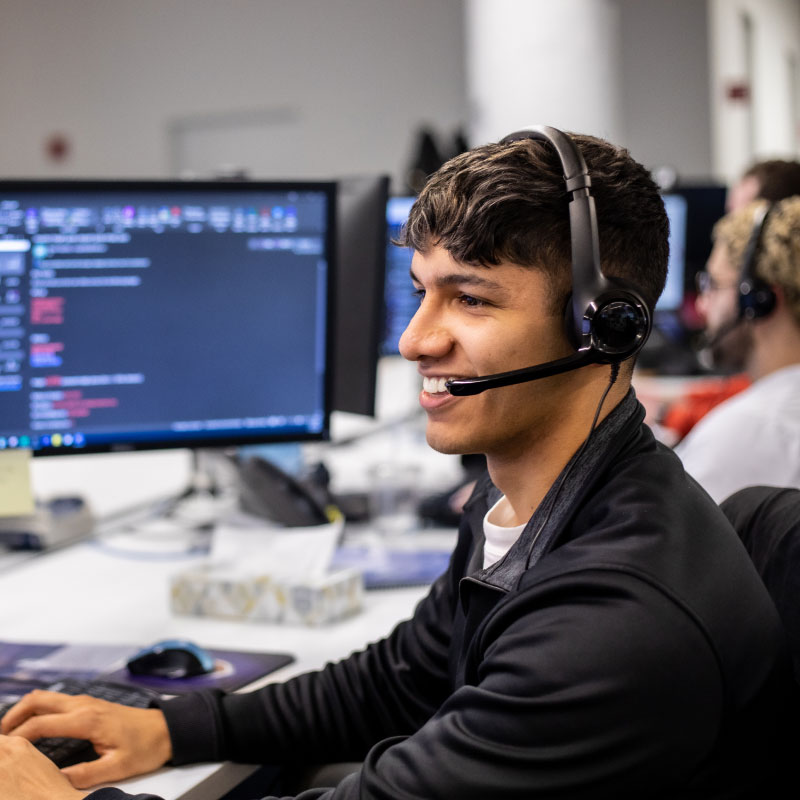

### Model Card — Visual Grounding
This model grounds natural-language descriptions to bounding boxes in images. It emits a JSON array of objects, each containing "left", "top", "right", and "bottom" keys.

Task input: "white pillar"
[{"left": 465, "top": 0, "right": 624, "bottom": 147}]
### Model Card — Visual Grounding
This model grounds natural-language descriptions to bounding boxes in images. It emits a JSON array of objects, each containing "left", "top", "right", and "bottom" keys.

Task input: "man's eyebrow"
[{"left": 408, "top": 268, "right": 507, "bottom": 292}]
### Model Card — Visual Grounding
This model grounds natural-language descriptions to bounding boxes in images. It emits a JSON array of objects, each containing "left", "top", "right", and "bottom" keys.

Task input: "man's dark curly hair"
[
  {"left": 400, "top": 133, "right": 669, "bottom": 314},
  {"left": 741, "top": 159, "right": 800, "bottom": 204}
]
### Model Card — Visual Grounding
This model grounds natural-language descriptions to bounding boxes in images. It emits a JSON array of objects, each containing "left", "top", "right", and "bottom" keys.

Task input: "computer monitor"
[
  {"left": 669, "top": 183, "right": 728, "bottom": 301},
  {"left": 381, "top": 196, "right": 417, "bottom": 356},
  {"left": 332, "top": 175, "right": 390, "bottom": 416},
  {"left": 658, "top": 192, "right": 689, "bottom": 312},
  {"left": 0, "top": 180, "right": 336, "bottom": 456}
]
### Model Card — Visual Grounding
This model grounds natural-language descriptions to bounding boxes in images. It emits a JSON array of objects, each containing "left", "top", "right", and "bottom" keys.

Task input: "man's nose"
[{"left": 398, "top": 301, "right": 454, "bottom": 362}]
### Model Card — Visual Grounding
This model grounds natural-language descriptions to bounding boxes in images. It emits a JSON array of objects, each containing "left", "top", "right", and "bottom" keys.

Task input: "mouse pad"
[
  {"left": 102, "top": 647, "right": 294, "bottom": 694},
  {"left": 0, "top": 641, "right": 294, "bottom": 697}
]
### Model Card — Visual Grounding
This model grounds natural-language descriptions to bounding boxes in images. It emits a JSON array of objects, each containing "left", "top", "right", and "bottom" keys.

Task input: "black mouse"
[{"left": 126, "top": 639, "right": 215, "bottom": 679}]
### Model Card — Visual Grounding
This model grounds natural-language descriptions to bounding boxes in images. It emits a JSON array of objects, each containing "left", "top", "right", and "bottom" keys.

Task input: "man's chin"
[
  {"left": 425, "top": 427, "right": 476, "bottom": 456},
  {"left": 704, "top": 324, "right": 753, "bottom": 373},
  {"left": 708, "top": 341, "right": 748, "bottom": 373},
  {"left": 425, "top": 435, "right": 467, "bottom": 456}
]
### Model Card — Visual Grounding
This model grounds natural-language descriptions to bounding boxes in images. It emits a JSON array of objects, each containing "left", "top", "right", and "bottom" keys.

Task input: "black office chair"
[{"left": 720, "top": 485, "right": 800, "bottom": 684}]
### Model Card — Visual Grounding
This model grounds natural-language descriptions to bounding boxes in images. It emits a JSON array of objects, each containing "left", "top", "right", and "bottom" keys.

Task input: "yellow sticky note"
[{"left": 0, "top": 449, "right": 35, "bottom": 517}]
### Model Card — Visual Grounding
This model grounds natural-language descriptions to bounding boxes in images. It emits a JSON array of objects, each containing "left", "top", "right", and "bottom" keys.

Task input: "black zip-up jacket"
[{"left": 89, "top": 397, "right": 794, "bottom": 799}]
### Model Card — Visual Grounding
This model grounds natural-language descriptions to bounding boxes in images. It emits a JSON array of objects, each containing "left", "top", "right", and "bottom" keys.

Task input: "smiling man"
[{"left": 0, "top": 129, "right": 794, "bottom": 800}]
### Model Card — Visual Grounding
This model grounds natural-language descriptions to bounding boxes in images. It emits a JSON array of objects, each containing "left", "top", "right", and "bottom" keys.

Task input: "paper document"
[{"left": 0, "top": 450, "right": 35, "bottom": 517}]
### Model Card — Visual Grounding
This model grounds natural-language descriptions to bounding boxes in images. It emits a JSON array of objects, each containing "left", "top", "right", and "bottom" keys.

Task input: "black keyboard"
[{"left": 0, "top": 677, "right": 161, "bottom": 768}]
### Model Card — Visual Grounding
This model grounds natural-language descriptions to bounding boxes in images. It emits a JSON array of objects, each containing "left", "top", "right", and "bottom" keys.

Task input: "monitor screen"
[
  {"left": 659, "top": 193, "right": 689, "bottom": 312},
  {"left": 381, "top": 196, "right": 417, "bottom": 356},
  {"left": 332, "top": 175, "right": 390, "bottom": 416},
  {"left": 0, "top": 180, "right": 335, "bottom": 455},
  {"left": 669, "top": 183, "right": 727, "bottom": 299}
]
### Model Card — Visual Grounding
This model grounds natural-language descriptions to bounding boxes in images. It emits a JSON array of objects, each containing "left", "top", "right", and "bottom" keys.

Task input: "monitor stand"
[
  {"left": 92, "top": 449, "right": 239, "bottom": 558},
  {"left": 160, "top": 448, "right": 240, "bottom": 528}
]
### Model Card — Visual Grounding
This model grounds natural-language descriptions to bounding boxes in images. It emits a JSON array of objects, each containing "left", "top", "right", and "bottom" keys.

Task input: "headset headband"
[{"left": 501, "top": 125, "right": 651, "bottom": 361}]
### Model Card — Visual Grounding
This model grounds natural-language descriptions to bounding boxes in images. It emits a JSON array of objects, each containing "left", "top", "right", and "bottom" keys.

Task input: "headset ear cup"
[
  {"left": 591, "top": 297, "right": 651, "bottom": 359},
  {"left": 567, "top": 286, "right": 651, "bottom": 362},
  {"left": 738, "top": 203, "right": 775, "bottom": 321},
  {"left": 739, "top": 280, "right": 777, "bottom": 320},
  {"left": 567, "top": 289, "right": 652, "bottom": 362}
]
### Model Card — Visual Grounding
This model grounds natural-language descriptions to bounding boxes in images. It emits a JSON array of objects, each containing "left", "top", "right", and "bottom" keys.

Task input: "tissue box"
[{"left": 170, "top": 561, "right": 364, "bottom": 626}]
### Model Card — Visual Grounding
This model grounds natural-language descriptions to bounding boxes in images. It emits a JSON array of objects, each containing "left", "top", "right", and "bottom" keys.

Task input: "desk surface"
[{"left": 0, "top": 534, "right": 436, "bottom": 799}]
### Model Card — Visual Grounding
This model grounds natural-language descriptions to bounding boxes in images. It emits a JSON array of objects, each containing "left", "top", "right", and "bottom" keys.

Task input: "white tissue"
[{"left": 210, "top": 511, "right": 343, "bottom": 580}]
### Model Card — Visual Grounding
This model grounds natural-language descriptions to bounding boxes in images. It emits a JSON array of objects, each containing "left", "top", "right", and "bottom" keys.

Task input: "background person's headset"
[
  {"left": 698, "top": 201, "right": 777, "bottom": 356},
  {"left": 738, "top": 202, "right": 777, "bottom": 321},
  {"left": 446, "top": 125, "right": 652, "bottom": 396}
]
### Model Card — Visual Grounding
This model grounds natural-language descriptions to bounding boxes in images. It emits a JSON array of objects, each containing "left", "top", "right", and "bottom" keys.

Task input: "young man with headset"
[
  {"left": 675, "top": 196, "right": 800, "bottom": 503},
  {"left": 0, "top": 127, "right": 793, "bottom": 799}
]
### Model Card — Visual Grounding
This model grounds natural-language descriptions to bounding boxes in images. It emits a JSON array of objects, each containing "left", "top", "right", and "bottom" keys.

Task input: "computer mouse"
[{"left": 126, "top": 639, "right": 216, "bottom": 679}]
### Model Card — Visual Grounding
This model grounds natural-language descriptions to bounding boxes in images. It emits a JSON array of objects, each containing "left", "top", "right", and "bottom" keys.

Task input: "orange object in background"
[{"left": 661, "top": 374, "right": 752, "bottom": 442}]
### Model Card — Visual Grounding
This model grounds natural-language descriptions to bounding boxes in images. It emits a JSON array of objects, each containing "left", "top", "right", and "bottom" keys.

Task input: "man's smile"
[{"left": 421, "top": 376, "right": 461, "bottom": 395}]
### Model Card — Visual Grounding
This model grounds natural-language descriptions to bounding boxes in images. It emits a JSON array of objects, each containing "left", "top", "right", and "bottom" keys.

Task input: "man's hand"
[
  {"left": 0, "top": 734, "right": 88, "bottom": 799},
  {"left": 0, "top": 689, "right": 172, "bottom": 789}
]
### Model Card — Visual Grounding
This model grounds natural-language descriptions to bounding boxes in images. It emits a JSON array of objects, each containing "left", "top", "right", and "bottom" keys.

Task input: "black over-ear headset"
[
  {"left": 696, "top": 201, "right": 778, "bottom": 357},
  {"left": 738, "top": 202, "right": 776, "bottom": 321},
  {"left": 446, "top": 125, "right": 652, "bottom": 396}
]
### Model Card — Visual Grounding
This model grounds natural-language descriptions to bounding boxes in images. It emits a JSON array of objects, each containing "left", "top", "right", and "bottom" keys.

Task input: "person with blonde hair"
[{"left": 676, "top": 196, "right": 800, "bottom": 502}]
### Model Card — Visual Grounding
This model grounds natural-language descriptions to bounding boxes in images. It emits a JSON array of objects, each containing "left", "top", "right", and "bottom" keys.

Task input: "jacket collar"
[{"left": 464, "top": 389, "right": 644, "bottom": 592}]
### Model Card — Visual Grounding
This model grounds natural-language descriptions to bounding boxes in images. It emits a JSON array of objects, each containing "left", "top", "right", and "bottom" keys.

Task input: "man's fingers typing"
[
  {"left": 0, "top": 690, "right": 80, "bottom": 734},
  {"left": 8, "top": 710, "right": 95, "bottom": 744},
  {"left": 1, "top": 689, "right": 171, "bottom": 788}
]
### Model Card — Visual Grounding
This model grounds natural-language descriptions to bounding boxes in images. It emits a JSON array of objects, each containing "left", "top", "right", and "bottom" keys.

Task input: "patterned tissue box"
[{"left": 169, "top": 561, "right": 364, "bottom": 626}]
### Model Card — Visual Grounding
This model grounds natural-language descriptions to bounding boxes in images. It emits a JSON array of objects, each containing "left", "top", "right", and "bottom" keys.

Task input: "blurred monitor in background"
[
  {"left": 657, "top": 193, "right": 689, "bottom": 312},
  {"left": 381, "top": 196, "right": 417, "bottom": 356},
  {"left": 648, "top": 184, "right": 728, "bottom": 374},
  {"left": 331, "top": 175, "right": 390, "bottom": 417}
]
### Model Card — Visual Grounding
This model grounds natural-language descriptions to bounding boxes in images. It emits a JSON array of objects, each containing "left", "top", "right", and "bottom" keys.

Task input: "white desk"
[{"left": 0, "top": 532, "right": 437, "bottom": 799}]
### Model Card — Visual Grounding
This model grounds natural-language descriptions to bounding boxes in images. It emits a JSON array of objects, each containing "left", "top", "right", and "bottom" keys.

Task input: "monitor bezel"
[
  {"left": 332, "top": 175, "right": 390, "bottom": 417},
  {"left": 0, "top": 178, "right": 337, "bottom": 457}
]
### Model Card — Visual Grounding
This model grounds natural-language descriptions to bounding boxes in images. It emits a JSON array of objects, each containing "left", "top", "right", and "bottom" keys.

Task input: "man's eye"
[
  {"left": 459, "top": 294, "right": 485, "bottom": 308},
  {"left": 412, "top": 288, "right": 425, "bottom": 302}
]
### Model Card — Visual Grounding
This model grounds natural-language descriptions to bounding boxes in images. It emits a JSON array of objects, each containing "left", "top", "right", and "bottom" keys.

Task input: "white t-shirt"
[
  {"left": 674, "top": 363, "right": 800, "bottom": 503},
  {"left": 483, "top": 496, "right": 526, "bottom": 569}
]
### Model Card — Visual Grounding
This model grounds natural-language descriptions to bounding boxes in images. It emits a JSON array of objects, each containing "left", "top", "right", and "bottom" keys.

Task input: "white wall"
[
  {"left": 0, "top": 0, "right": 467, "bottom": 191},
  {"left": 618, "top": 0, "right": 713, "bottom": 180},
  {"left": 710, "top": 0, "right": 800, "bottom": 184},
  {"left": 3, "top": 2, "right": 800, "bottom": 195}
]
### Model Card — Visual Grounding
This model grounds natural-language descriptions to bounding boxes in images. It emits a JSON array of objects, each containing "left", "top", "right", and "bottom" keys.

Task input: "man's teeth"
[{"left": 422, "top": 376, "right": 456, "bottom": 394}]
